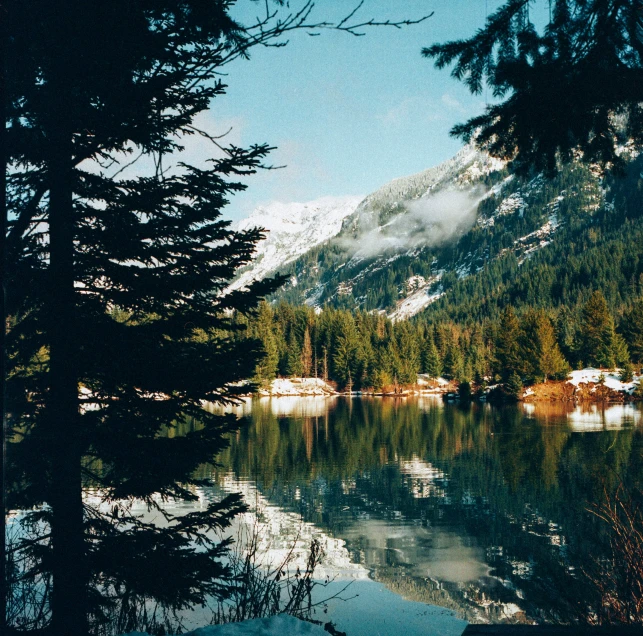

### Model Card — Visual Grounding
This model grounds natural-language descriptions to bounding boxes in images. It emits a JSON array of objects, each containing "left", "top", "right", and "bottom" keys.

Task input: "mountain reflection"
[{"left": 190, "top": 397, "right": 643, "bottom": 624}]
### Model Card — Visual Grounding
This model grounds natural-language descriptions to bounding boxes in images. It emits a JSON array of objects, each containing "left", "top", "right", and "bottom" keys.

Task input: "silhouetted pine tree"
[
  {"left": 424, "top": 0, "right": 643, "bottom": 174},
  {"left": 5, "top": 3, "right": 294, "bottom": 634}
]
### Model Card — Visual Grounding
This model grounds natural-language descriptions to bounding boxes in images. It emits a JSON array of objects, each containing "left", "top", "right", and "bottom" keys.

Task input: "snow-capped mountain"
[
  {"left": 269, "top": 143, "right": 512, "bottom": 318},
  {"left": 230, "top": 195, "right": 362, "bottom": 291},
  {"left": 232, "top": 142, "right": 637, "bottom": 323},
  {"left": 232, "top": 143, "right": 499, "bottom": 294},
  {"left": 347, "top": 143, "right": 504, "bottom": 227}
]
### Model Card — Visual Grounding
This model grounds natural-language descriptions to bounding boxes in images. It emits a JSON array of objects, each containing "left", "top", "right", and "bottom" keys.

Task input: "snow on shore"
[
  {"left": 123, "top": 615, "right": 328, "bottom": 636},
  {"left": 568, "top": 368, "right": 641, "bottom": 394},
  {"left": 263, "top": 377, "right": 337, "bottom": 396}
]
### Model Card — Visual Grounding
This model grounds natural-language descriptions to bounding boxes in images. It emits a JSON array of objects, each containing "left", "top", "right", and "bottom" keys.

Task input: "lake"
[{"left": 165, "top": 396, "right": 643, "bottom": 635}]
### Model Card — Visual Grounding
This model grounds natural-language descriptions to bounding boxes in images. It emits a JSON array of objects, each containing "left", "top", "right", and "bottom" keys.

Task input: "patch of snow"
[
  {"left": 515, "top": 214, "right": 560, "bottom": 246},
  {"left": 567, "top": 368, "right": 641, "bottom": 394},
  {"left": 478, "top": 193, "right": 526, "bottom": 228},
  {"left": 500, "top": 603, "right": 524, "bottom": 618},
  {"left": 405, "top": 275, "right": 427, "bottom": 291},
  {"left": 417, "top": 374, "right": 450, "bottom": 388},
  {"left": 303, "top": 283, "right": 326, "bottom": 308},
  {"left": 122, "top": 615, "right": 328, "bottom": 636},
  {"left": 388, "top": 273, "right": 444, "bottom": 322},
  {"left": 267, "top": 377, "right": 337, "bottom": 397},
  {"left": 336, "top": 282, "right": 353, "bottom": 296},
  {"left": 388, "top": 288, "right": 444, "bottom": 322}
]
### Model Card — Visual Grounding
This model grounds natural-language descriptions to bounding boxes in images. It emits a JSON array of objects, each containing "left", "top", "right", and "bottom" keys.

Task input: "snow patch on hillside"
[
  {"left": 231, "top": 196, "right": 362, "bottom": 290},
  {"left": 515, "top": 214, "right": 561, "bottom": 264},
  {"left": 388, "top": 273, "right": 444, "bottom": 322},
  {"left": 389, "top": 287, "right": 444, "bottom": 322}
]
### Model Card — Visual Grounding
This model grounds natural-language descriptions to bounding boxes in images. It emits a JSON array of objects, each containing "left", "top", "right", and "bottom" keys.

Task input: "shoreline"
[{"left": 256, "top": 370, "right": 642, "bottom": 403}]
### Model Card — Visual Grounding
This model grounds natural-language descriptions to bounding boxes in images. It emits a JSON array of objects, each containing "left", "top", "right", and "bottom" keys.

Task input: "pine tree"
[
  {"left": 301, "top": 327, "right": 313, "bottom": 377},
  {"left": 443, "top": 340, "right": 465, "bottom": 382},
  {"left": 536, "top": 312, "right": 569, "bottom": 381},
  {"left": 495, "top": 307, "right": 522, "bottom": 380},
  {"left": 505, "top": 371, "right": 524, "bottom": 401},
  {"left": 621, "top": 298, "right": 643, "bottom": 364},
  {"left": 424, "top": 0, "right": 643, "bottom": 173},
  {"left": 519, "top": 309, "right": 542, "bottom": 383},
  {"left": 579, "top": 291, "right": 618, "bottom": 368},
  {"left": 333, "top": 315, "right": 360, "bottom": 389},
  {"left": 286, "top": 330, "right": 304, "bottom": 377},
  {"left": 396, "top": 322, "right": 421, "bottom": 384},
  {"left": 6, "top": 2, "right": 400, "bottom": 633},
  {"left": 253, "top": 303, "right": 280, "bottom": 387},
  {"left": 423, "top": 335, "right": 442, "bottom": 379},
  {"left": 621, "top": 361, "right": 635, "bottom": 382}
]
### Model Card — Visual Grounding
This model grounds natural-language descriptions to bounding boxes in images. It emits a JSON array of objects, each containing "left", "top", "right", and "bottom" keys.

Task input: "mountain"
[
  {"left": 235, "top": 144, "right": 643, "bottom": 323},
  {"left": 230, "top": 196, "right": 362, "bottom": 291}
]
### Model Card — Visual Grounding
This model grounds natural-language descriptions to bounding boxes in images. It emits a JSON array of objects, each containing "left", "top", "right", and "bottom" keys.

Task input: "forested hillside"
[
  {"left": 237, "top": 151, "right": 643, "bottom": 394},
  {"left": 269, "top": 152, "right": 643, "bottom": 326}
]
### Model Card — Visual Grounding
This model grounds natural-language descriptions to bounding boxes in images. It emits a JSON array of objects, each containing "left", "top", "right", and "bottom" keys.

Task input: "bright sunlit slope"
[{"left": 251, "top": 145, "right": 643, "bottom": 324}]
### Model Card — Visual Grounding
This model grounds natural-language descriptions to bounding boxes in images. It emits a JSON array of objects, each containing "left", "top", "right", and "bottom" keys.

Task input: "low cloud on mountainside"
[{"left": 339, "top": 186, "right": 486, "bottom": 259}]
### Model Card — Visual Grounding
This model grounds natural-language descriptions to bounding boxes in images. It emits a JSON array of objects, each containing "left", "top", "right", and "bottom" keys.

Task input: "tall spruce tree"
[
  {"left": 4, "top": 2, "right": 431, "bottom": 634},
  {"left": 253, "top": 303, "right": 280, "bottom": 387},
  {"left": 423, "top": 335, "right": 442, "bottom": 379},
  {"left": 620, "top": 297, "right": 643, "bottom": 364},
  {"left": 300, "top": 328, "right": 313, "bottom": 378},
  {"left": 535, "top": 312, "right": 569, "bottom": 381},
  {"left": 495, "top": 306, "right": 522, "bottom": 380},
  {"left": 424, "top": 0, "right": 643, "bottom": 173},
  {"left": 6, "top": 4, "right": 281, "bottom": 634},
  {"left": 579, "top": 291, "right": 619, "bottom": 367}
]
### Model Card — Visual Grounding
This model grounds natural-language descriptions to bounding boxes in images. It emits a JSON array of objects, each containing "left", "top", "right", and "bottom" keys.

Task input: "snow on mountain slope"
[
  {"left": 231, "top": 143, "right": 601, "bottom": 323},
  {"left": 345, "top": 143, "right": 505, "bottom": 231},
  {"left": 230, "top": 196, "right": 362, "bottom": 290}
]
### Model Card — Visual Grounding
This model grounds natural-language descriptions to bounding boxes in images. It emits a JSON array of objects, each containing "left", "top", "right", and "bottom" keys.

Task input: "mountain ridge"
[{"left": 234, "top": 144, "right": 642, "bottom": 324}]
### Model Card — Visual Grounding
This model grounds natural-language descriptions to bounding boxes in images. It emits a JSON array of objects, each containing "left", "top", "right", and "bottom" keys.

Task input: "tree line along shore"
[{"left": 235, "top": 290, "right": 643, "bottom": 403}]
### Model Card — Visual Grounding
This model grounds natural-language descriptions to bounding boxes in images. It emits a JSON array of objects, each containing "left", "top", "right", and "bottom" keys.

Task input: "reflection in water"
[
  {"left": 522, "top": 401, "right": 643, "bottom": 430},
  {"left": 193, "top": 397, "right": 643, "bottom": 625},
  {"left": 215, "top": 473, "right": 369, "bottom": 582}
]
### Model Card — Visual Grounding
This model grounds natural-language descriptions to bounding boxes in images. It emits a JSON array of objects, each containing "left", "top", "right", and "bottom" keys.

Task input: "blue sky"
[{"left": 181, "top": 1, "right": 508, "bottom": 221}]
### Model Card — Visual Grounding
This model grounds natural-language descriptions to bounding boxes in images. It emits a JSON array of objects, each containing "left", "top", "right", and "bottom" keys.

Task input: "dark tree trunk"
[
  {"left": 1, "top": 6, "right": 7, "bottom": 628},
  {"left": 47, "top": 114, "right": 87, "bottom": 635}
]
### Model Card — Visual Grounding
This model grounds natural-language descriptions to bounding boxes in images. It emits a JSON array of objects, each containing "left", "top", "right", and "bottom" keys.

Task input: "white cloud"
[
  {"left": 338, "top": 186, "right": 486, "bottom": 259},
  {"left": 440, "top": 93, "right": 466, "bottom": 114}
]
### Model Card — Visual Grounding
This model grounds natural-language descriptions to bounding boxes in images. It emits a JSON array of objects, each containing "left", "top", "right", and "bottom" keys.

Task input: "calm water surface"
[{"left": 176, "top": 396, "right": 643, "bottom": 633}]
